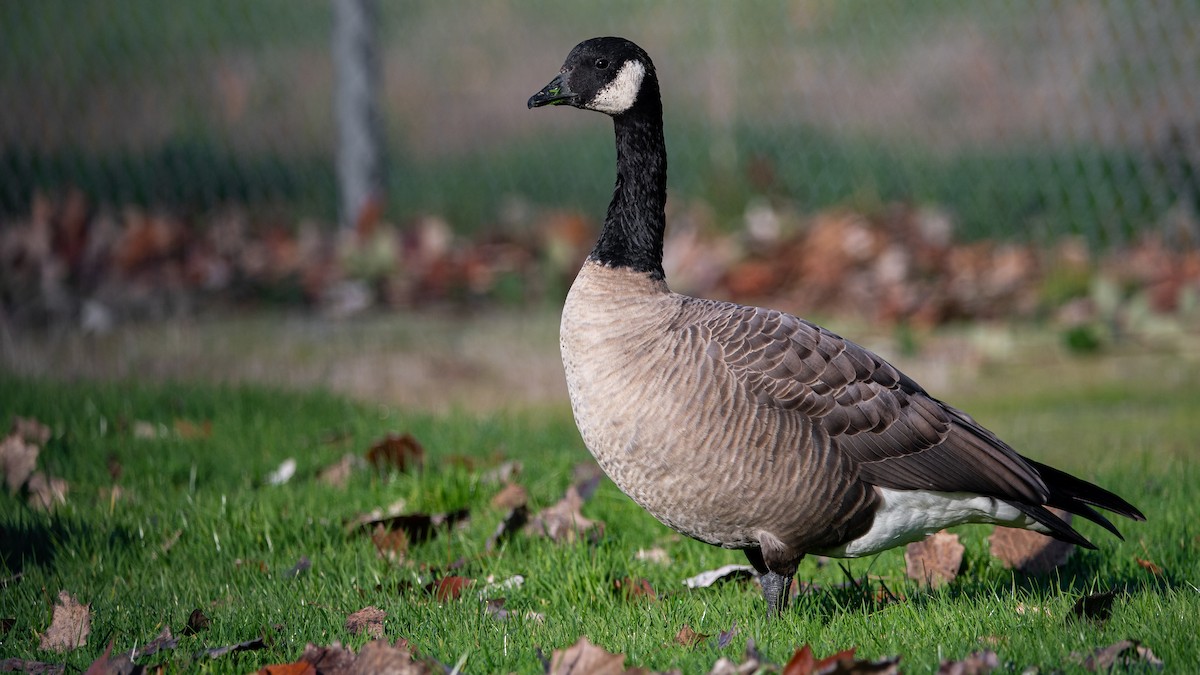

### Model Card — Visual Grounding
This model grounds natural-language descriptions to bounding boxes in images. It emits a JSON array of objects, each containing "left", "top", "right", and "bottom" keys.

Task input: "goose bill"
[{"left": 528, "top": 73, "right": 579, "bottom": 108}]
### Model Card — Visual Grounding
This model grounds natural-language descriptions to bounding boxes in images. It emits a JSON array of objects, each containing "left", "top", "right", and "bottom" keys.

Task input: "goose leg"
[
  {"left": 744, "top": 547, "right": 793, "bottom": 618},
  {"left": 760, "top": 570, "right": 794, "bottom": 618}
]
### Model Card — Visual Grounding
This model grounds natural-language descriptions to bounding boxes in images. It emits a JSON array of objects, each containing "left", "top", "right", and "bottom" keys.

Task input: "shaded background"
[
  {"left": 3, "top": 1, "right": 1200, "bottom": 411},
  {"left": 3, "top": 0, "right": 1199, "bottom": 245}
]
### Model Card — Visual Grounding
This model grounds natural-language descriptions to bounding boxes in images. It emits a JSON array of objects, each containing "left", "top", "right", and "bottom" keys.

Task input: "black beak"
[{"left": 528, "top": 72, "right": 579, "bottom": 109}]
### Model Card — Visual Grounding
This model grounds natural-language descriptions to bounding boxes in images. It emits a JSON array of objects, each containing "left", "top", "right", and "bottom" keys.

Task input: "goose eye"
[{"left": 594, "top": 58, "right": 609, "bottom": 69}]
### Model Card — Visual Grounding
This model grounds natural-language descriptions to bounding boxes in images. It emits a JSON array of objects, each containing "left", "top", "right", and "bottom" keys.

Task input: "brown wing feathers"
[{"left": 706, "top": 301, "right": 1140, "bottom": 543}]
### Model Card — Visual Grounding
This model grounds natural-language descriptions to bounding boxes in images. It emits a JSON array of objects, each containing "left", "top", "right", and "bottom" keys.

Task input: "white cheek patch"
[{"left": 589, "top": 60, "right": 645, "bottom": 114}]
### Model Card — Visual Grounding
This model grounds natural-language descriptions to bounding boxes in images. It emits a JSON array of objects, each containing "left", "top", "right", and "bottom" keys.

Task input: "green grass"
[{"left": 1, "top": 363, "right": 1198, "bottom": 673}]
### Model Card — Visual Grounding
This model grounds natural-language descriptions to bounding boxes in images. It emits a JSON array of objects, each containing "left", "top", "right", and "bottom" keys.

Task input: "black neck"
[{"left": 590, "top": 96, "right": 667, "bottom": 279}]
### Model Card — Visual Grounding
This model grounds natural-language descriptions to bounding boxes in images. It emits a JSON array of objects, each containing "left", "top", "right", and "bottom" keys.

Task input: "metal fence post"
[{"left": 333, "top": 0, "right": 382, "bottom": 231}]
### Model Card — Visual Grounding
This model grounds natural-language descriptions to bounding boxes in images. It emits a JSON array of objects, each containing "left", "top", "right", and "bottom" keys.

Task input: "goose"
[{"left": 527, "top": 37, "right": 1144, "bottom": 617}]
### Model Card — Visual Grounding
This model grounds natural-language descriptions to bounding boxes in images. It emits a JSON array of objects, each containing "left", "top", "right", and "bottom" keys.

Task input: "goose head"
[{"left": 528, "top": 37, "right": 657, "bottom": 116}]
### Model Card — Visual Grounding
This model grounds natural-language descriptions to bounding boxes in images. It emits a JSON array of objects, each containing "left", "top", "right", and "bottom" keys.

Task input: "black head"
[{"left": 528, "top": 37, "right": 658, "bottom": 116}]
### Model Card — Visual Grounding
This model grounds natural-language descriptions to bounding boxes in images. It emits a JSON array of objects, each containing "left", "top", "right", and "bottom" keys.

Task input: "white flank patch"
[
  {"left": 590, "top": 60, "right": 645, "bottom": 114},
  {"left": 819, "top": 488, "right": 1044, "bottom": 558}
]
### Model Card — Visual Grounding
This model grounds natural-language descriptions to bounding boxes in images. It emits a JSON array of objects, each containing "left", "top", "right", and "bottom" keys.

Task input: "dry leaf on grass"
[
  {"left": 27, "top": 472, "right": 68, "bottom": 511},
  {"left": 255, "top": 661, "right": 316, "bottom": 675},
  {"left": 1, "top": 658, "right": 64, "bottom": 674},
  {"left": 717, "top": 623, "right": 738, "bottom": 650},
  {"left": 490, "top": 482, "right": 528, "bottom": 510},
  {"left": 781, "top": 644, "right": 901, "bottom": 675},
  {"left": 350, "top": 508, "right": 470, "bottom": 562},
  {"left": 674, "top": 624, "right": 708, "bottom": 648},
  {"left": 354, "top": 639, "right": 436, "bottom": 674},
  {"left": 936, "top": 650, "right": 997, "bottom": 675},
  {"left": 284, "top": 555, "right": 312, "bottom": 579},
  {"left": 11, "top": 416, "right": 51, "bottom": 445},
  {"left": 429, "top": 576, "right": 472, "bottom": 602},
  {"left": 524, "top": 485, "right": 604, "bottom": 543},
  {"left": 1, "top": 433, "right": 39, "bottom": 493},
  {"left": 1070, "top": 590, "right": 1118, "bottom": 624},
  {"left": 683, "top": 564, "right": 756, "bottom": 589},
  {"left": 82, "top": 641, "right": 133, "bottom": 675},
  {"left": 1074, "top": 639, "right": 1163, "bottom": 671},
  {"left": 613, "top": 577, "right": 657, "bottom": 602},
  {"left": 317, "top": 454, "right": 362, "bottom": 488},
  {"left": 366, "top": 433, "right": 425, "bottom": 473},
  {"left": 486, "top": 504, "right": 528, "bottom": 552},
  {"left": 988, "top": 510, "right": 1075, "bottom": 574},
  {"left": 201, "top": 636, "right": 268, "bottom": 659},
  {"left": 183, "top": 608, "right": 210, "bottom": 636},
  {"left": 548, "top": 637, "right": 629, "bottom": 675},
  {"left": 39, "top": 591, "right": 90, "bottom": 653},
  {"left": 300, "top": 642, "right": 356, "bottom": 675},
  {"left": 172, "top": 418, "right": 212, "bottom": 440},
  {"left": 345, "top": 606, "right": 386, "bottom": 639},
  {"left": 904, "top": 531, "right": 964, "bottom": 588},
  {"left": 130, "top": 626, "right": 179, "bottom": 660},
  {"left": 1136, "top": 557, "right": 1165, "bottom": 576}
]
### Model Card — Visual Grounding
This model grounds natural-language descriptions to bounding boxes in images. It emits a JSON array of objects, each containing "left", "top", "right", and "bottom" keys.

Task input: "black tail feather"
[
  {"left": 1011, "top": 502, "right": 1098, "bottom": 548},
  {"left": 1026, "top": 458, "right": 1146, "bottom": 521},
  {"left": 1007, "top": 457, "right": 1145, "bottom": 547}
]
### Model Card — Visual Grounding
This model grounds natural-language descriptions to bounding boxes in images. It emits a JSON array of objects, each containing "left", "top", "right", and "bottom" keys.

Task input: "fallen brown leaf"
[
  {"left": 300, "top": 641, "right": 356, "bottom": 675},
  {"left": 782, "top": 644, "right": 900, "bottom": 675},
  {"left": 683, "top": 564, "right": 756, "bottom": 589},
  {"left": 39, "top": 591, "right": 90, "bottom": 653},
  {"left": 354, "top": 639, "right": 434, "bottom": 674},
  {"left": 201, "top": 636, "right": 267, "bottom": 659},
  {"left": 1, "top": 433, "right": 39, "bottom": 493},
  {"left": 486, "top": 504, "right": 528, "bottom": 551},
  {"left": 1136, "top": 557, "right": 1164, "bottom": 576},
  {"left": 351, "top": 507, "right": 469, "bottom": 562},
  {"left": 988, "top": 511, "right": 1075, "bottom": 574},
  {"left": 490, "top": 482, "right": 529, "bottom": 510},
  {"left": 936, "top": 650, "right": 997, "bottom": 675},
  {"left": 904, "top": 530, "right": 964, "bottom": 588},
  {"left": 1, "top": 658, "right": 64, "bottom": 675},
  {"left": 548, "top": 637, "right": 628, "bottom": 675},
  {"left": 255, "top": 662, "right": 316, "bottom": 675},
  {"left": 430, "top": 576, "right": 472, "bottom": 602},
  {"left": 11, "top": 416, "right": 51, "bottom": 445},
  {"left": 129, "top": 626, "right": 178, "bottom": 660},
  {"left": 484, "top": 597, "right": 510, "bottom": 621},
  {"left": 613, "top": 577, "right": 657, "bottom": 602},
  {"left": 717, "top": 622, "right": 738, "bottom": 650},
  {"left": 366, "top": 432, "right": 425, "bottom": 473},
  {"left": 183, "top": 608, "right": 210, "bottom": 636},
  {"left": 1070, "top": 590, "right": 1118, "bottom": 624},
  {"left": 345, "top": 606, "right": 386, "bottom": 639},
  {"left": 82, "top": 641, "right": 132, "bottom": 675},
  {"left": 524, "top": 485, "right": 604, "bottom": 543},
  {"left": 674, "top": 624, "right": 708, "bottom": 648},
  {"left": 317, "top": 454, "right": 362, "bottom": 488},
  {"left": 26, "top": 472, "right": 68, "bottom": 511},
  {"left": 172, "top": 418, "right": 212, "bottom": 439},
  {"left": 1074, "top": 639, "right": 1163, "bottom": 671},
  {"left": 370, "top": 526, "right": 409, "bottom": 563}
]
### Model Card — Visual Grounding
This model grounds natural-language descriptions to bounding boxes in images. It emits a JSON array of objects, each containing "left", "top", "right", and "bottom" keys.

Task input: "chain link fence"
[{"left": 2, "top": 0, "right": 1198, "bottom": 247}]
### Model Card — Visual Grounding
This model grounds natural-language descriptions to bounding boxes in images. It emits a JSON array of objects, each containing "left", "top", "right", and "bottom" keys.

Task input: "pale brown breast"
[{"left": 560, "top": 260, "right": 876, "bottom": 553}]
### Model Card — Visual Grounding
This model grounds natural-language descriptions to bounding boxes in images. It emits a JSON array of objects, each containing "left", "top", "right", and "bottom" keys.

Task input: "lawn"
[{"left": 1, "top": 343, "right": 1198, "bottom": 672}]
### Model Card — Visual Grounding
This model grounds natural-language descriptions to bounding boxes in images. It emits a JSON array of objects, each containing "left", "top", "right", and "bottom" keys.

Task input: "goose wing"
[{"left": 694, "top": 301, "right": 1050, "bottom": 505}]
